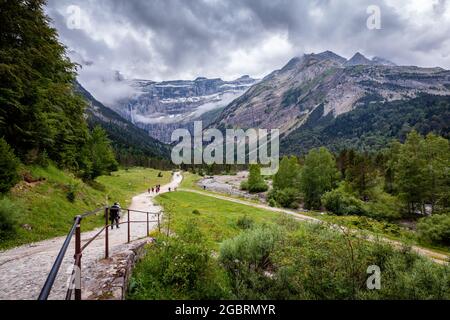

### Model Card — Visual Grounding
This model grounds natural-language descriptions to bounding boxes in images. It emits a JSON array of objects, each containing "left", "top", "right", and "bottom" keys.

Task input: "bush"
[
  {"left": 240, "top": 180, "right": 249, "bottom": 191},
  {"left": 219, "top": 226, "right": 281, "bottom": 299},
  {"left": 322, "top": 188, "right": 366, "bottom": 216},
  {"left": 0, "top": 138, "right": 21, "bottom": 194},
  {"left": 0, "top": 198, "right": 18, "bottom": 240},
  {"left": 417, "top": 213, "right": 450, "bottom": 245},
  {"left": 363, "top": 192, "right": 402, "bottom": 221},
  {"left": 249, "top": 182, "right": 269, "bottom": 193},
  {"left": 192, "top": 209, "right": 201, "bottom": 215},
  {"left": 66, "top": 184, "right": 78, "bottom": 203},
  {"left": 268, "top": 198, "right": 277, "bottom": 207},
  {"left": 245, "top": 165, "right": 268, "bottom": 194},
  {"left": 220, "top": 226, "right": 281, "bottom": 273},
  {"left": 268, "top": 188, "right": 300, "bottom": 209},
  {"left": 158, "top": 172, "right": 163, "bottom": 178},
  {"left": 236, "top": 215, "right": 254, "bottom": 230},
  {"left": 128, "top": 223, "right": 228, "bottom": 299}
]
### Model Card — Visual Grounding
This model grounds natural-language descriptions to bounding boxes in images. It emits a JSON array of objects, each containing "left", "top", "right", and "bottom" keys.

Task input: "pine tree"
[
  {"left": 395, "top": 131, "right": 427, "bottom": 215},
  {"left": 0, "top": 0, "right": 89, "bottom": 169},
  {"left": 345, "top": 152, "right": 377, "bottom": 201}
]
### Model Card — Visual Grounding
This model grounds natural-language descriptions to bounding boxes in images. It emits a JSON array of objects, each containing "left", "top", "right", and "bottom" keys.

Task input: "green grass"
[
  {"left": 176, "top": 171, "right": 450, "bottom": 257},
  {"left": 156, "top": 191, "right": 279, "bottom": 249},
  {"left": 132, "top": 190, "right": 450, "bottom": 300},
  {"left": 179, "top": 172, "right": 202, "bottom": 190},
  {"left": 0, "top": 166, "right": 171, "bottom": 250}
]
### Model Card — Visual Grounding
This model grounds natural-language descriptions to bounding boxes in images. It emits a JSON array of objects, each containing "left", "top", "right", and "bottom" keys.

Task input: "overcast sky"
[{"left": 45, "top": 0, "right": 450, "bottom": 104}]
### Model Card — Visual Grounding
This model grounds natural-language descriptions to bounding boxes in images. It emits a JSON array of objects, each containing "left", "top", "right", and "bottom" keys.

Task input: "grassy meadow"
[{"left": 129, "top": 190, "right": 450, "bottom": 300}]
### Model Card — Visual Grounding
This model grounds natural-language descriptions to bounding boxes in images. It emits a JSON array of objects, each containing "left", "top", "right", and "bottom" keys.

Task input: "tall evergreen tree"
[
  {"left": 345, "top": 152, "right": 377, "bottom": 201},
  {"left": 422, "top": 134, "right": 450, "bottom": 213},
  {"left": 395, "top": 131, "right": 427, "bottom": 215},
  {"left": 0, "top": 0, "right": 89, "bottom": 169},
  {"left": 81, "top": 126, "right": 118, "bottom": 180}
]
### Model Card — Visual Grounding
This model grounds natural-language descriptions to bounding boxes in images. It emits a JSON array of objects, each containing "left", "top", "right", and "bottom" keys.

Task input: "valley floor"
[{"left": 178, "top": 188, "right": 449, "bottom": 264}]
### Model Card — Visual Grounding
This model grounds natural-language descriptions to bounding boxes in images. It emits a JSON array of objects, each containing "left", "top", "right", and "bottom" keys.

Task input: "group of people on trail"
[
  {"left": 148, "top": 184, "right": 161, "bottom": 194},
  {"left": 110, "top": 180, "right": 178, "bottom": 231}
]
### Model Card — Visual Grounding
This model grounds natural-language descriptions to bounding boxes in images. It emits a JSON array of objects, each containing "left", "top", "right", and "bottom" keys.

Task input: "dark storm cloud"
[{"left": 45, "top": 0, "right": 450, "bottom": 104}]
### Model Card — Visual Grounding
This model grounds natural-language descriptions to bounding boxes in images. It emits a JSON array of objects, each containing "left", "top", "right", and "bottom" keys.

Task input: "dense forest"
[
  {"left": 0, "top": 0, "right": 118, "bottom": 180},
  {"left": 256, "top": 131, "right": 450, "bottom": 246},
  {"left": 74, "top": 82, "right": 172, "bottom": 169},
  {"left": 281, "top": 94, "right": 450, "bottom": 155}
]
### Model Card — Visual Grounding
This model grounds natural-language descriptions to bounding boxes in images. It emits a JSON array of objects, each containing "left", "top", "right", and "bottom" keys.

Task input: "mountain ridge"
[
  {"left": 74, "top": 81, "right": 171, "bottom": 162},
  {"left": 111, "top": 75, "right": 258, "bottom": 142},
  {"left": 212, "top": 51, "right": 450, "bottom": 145}
]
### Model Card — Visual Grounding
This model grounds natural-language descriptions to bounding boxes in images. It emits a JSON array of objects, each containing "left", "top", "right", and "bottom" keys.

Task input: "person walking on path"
[{"left": 109, "top": 202, "right": 121, "bottom": 230}]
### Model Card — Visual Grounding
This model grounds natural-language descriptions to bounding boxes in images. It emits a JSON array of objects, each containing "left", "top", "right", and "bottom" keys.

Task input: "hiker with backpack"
[{"left": 109, "top": 202, "right": 121, "bottom": 230}]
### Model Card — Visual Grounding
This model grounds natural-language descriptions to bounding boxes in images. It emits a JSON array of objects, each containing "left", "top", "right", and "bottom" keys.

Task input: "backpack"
[{"left": 110, "top": 205, "right": 120, "bottom": 219}]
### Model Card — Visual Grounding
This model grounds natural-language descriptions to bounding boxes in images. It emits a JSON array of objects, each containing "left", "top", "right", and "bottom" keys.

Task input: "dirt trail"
[
  {"left": 0, "top": 173, "right": 182, "bottom": 300},
  {"left": 179, "top": 188, "right": 449, "bottom": 265}
]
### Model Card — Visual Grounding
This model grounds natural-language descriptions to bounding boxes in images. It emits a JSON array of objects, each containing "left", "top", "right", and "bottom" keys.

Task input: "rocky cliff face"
[
  {"left": 213, "top": 52, "right": 450, "bottom": 138},
  {"left": 75, "top": 81, "right": 170, "bottom": 159},
  {"left": 111, "top": 76, "right": 257, "bottom": 142}
]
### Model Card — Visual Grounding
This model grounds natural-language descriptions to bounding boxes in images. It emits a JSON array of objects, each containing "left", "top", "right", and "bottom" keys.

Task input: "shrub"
[
  {"left": 192, "top": 209, "right": 201, "bottom": 215},
  {"left": 219, "top": 226, "right": 281, "bottom": 299},
  {"left": 220, "top": 226, "right": 281, "bottom": 272},
  {"left": 249, "top": 182, "right": 269, "bottom": 194},
  {"left": 268, "top": 198, "right": 277, "bottom": 207},
  {"left": 268, "top": 188, "right": 300, "bottom": 209},
  {"left": 0, "top": 138, "right": 20, "bottom": 194},
  {"left": 236, "top": 215, "right": 254, "bottom": 230},
  {"left": 240, "top": 180, "right": 249, "bottom": 191},
  {"left": 363, "top": 192, "right": 402, "bottom": 221},
  {"left": 322, "top": 188, "right": 365, "bottom": 216},
  {"left": 66, "top": 184, "right": 78, "bottom": 203},
  {"left": 245, "top": 165, "right": 268, "bottom": 193},
  {"left": 417, "top": 213, "right": 450, "bottom": 245},
  {"left": 158, "top": 172, "right": 163, "bottom": 178},
  {"left": 128, "top": 223, "right": 229, "bottom": 299},
  {"left": 0, "top": 198, "right": 18, "bottom": 240}
]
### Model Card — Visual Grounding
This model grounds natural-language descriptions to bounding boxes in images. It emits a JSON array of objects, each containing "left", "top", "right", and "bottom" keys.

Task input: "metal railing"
[{"left": 38, "top": 207, "right": 161, "bottom": 300}]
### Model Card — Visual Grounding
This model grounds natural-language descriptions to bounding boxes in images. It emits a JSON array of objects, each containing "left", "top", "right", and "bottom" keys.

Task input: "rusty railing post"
[
  {"left": 127, "top": 209, "right": 131, "bottom": 243},
  {"left": 105, "top": 207, "right": 109, "bottom": 259},
  {"left": 74, "top": 216, "right": 82, "bottom": 301},
  {"left": 146, "top": 212, "right": 149, "bottom": 237},
  {"left": 157, "top": 212, "right": 161, "bottom": 233}
]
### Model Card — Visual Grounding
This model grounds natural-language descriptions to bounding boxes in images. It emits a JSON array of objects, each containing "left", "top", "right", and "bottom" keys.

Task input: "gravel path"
[{"left": 0, "top": 173, "right": 182, "bottom": 300}]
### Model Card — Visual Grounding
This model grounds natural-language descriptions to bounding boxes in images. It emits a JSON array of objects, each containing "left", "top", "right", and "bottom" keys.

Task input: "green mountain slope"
[{"left": 281, "top": 94, "right": 450, "bottom": 155}]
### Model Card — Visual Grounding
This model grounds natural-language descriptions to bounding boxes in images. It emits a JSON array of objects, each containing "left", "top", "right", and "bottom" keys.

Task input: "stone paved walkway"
[{"left": 0, "top": 173, "right": 182, "bottom": 300}]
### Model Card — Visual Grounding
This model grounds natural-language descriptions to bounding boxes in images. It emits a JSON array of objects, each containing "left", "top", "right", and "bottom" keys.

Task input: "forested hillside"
[
  {"left": 281, "top": 94, "right": 450, "bottom": 155},
  {"left": 0, "top": 0, "right": 118, "bottom": 181},
  {"left": 74, "top": 82, "right": 171, "bottom": 168}
]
